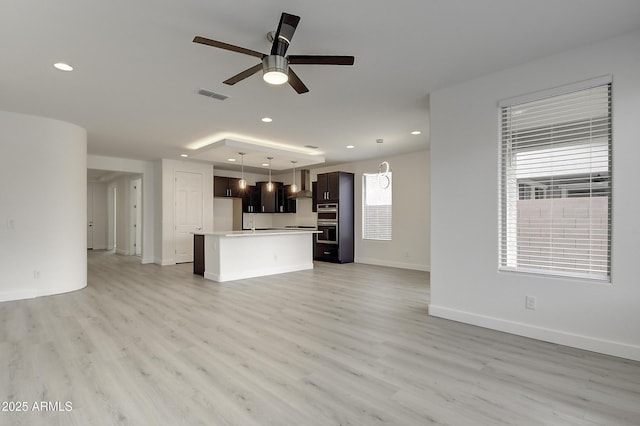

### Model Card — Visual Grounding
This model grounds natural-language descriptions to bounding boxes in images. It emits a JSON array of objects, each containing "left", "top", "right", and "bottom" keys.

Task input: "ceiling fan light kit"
[
  {"left": 193, "top": 12, "right": 354, "bottom": 94},
  {"left": 262, "top": 55, "right": 289, "bottom": 85}
]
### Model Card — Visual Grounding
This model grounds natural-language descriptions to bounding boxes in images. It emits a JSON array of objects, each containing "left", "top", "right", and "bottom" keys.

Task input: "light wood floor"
[{"left": 1, "top": 251, "right": 639, "bottom": 425}]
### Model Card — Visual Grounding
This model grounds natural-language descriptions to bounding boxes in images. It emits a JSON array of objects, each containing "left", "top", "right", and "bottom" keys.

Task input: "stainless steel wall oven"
[
  {"left": 316, "top": 203, "right": 338, "bottom": 221},
  {"left": 317, "top": 203, "right": 339, "bottom": 244},
  {"left": 316, "top": 223, "right": 338, "bottom": 244}
]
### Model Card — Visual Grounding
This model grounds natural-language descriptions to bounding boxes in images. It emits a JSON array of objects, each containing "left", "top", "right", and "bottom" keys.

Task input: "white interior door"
[
  {"left": 87, "top": 184, "right": 94, "bottom": 249},
  {"left": 92, "top": 182, "right": 108, "bottom": 250},
  {"left": 135, "top": 178, "right": 142, "bottom": 256},
  {"left": 174, "top": 171, "right": 203, "bottom": 263},
  {"left": 130, "top": 178, "right": 143, "bottom": 256}
]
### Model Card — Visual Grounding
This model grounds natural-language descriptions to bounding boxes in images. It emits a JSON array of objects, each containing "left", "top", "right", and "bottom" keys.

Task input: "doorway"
[
  {"left": 88, "top": 169, "right": 142, "bottom": 257},
  {"left": 108, "top": 185, "right": 117, "bottom": 252},
  {"left": 87, "top": 181, "right": 109, "bottom": 250},
  {"left": 87, "top": 184, "right": 94, "bottom": 249}
]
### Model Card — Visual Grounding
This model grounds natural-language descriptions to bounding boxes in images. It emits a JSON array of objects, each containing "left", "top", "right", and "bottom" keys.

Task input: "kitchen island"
[{"left": 193, "top": 229, "right": 319, "bottom": 282}]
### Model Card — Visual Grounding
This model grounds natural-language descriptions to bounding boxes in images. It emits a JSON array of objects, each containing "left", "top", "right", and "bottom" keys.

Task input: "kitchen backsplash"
[{"left": 241, "top": 198, "right": 316, "bottom": 230}]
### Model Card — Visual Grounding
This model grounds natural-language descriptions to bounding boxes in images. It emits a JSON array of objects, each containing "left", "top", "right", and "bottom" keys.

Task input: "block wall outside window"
[{"left": 516, "top": 197, "right": 609, "bottom": 274}]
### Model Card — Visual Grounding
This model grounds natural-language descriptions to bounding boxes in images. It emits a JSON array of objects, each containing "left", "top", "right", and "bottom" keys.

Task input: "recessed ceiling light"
[
  {"left": 346, "top": 145, "right": 355, "bottom": 149},
  {"left": 180, "top": 154, "right": 189, "bottom": 158},
  {"left": 411, "top": 130, "right": 422, "bottom": 135},
  {"left": 53, "top": 62, "right": 73, "bottom": 71},
  {"left": 261, "top": 163, "right": 269, "bottom": 167},
  {"left": 227, "top": 158, "right": 236, "bottom": 162},
  {"left": 261, "top": 117, "right": 273, "bottom": 123}
]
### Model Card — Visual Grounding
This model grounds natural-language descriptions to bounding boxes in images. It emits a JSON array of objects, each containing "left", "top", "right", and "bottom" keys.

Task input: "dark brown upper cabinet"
[
  {"left": 312, "top": 181, "right": 318, "bottom": 212},
  {"left": 316, "top": 171, "right": 343, "bottom": 202},
  {"left": 256, "top": 181, "right": 284, "bottom": 213},
  {"left": 242, "top": 185, "right": 260, "bottom": 213},
  {"left": 214, "top": 176, "right": 242, "bottom": 198},
  {"left": 283, "top": 185, "right": 297, "bottom": 213}
]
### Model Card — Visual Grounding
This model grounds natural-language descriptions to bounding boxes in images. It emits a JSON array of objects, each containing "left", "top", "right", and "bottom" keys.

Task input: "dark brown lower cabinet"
[
  {"left": 193, "top": 234, "right": 204, "bottom": 276},
  {"left": 315, "top": 243, "right": 339, "bottom": 262},
  {"left": 315, "top": 240, "right": 354, "bottom": 264}
]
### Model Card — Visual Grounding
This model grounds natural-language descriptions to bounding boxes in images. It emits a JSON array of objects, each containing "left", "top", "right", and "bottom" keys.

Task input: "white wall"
[
  {"left": 429, "top": 30, "right": 640, "bottom": 360},
  {"left": 0, "top": 111, "right": 87, "bottom": 301},
  {"left": 88, "top": 155, "right": 155, "bottom": 263},
  {"left": 213, "top": 198, "right": 234, "bottom": 231},
  {"left": 311, "top": 150, "right": 430, "bottom": 271},
  {"left": 157, "top": 159, "right": 214, "bottom": 265}
]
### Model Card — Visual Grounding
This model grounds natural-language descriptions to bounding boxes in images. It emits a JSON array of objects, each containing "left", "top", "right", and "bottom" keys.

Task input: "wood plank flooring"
[{"left": 1, "top": 250, "right": 639, "bottom": 425}]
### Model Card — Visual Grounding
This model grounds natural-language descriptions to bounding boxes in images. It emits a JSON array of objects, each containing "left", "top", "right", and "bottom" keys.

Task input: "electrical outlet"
[{"left": 525, "top": 295, "right": 537, "bottom": 310}]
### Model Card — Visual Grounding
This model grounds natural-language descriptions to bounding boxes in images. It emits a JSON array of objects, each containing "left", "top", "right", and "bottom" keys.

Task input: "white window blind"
[
  {"left": 363, "top": 172, "right": 392, "bottom": 240},
  {"left": 498, "top": 77, "right": 612, "bottom": 280}
]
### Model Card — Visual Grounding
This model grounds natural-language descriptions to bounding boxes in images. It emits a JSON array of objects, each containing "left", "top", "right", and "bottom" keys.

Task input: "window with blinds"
[
  {"left": 363, "top": 172, "right": 392, "bottom": 240},
  {"left": 498, "top": 76, "right": 612, "bottom": 281}
]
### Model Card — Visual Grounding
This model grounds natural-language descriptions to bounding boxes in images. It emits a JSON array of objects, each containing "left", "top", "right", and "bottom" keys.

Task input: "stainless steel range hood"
[{"left": 291, "top": 169, "right": 313, "bottom": 198}]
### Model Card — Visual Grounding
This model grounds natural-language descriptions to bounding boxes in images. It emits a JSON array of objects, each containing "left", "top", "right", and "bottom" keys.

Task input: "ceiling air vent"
[{"left": 197, "top": 88, "right": 229, "bottom": 101}]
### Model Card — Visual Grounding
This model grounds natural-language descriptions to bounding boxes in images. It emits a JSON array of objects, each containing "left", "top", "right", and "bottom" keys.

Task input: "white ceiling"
[{"left": 3, "top": 1, "right": 640, "bottom": 171}]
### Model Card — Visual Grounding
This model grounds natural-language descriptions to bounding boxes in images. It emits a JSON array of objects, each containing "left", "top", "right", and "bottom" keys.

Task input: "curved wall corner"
[{"left": 0, "top": 110, "right": 88, "bottom": 302}]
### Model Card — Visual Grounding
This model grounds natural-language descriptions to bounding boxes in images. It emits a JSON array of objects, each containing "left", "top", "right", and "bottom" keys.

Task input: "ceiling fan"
[{"left": 193, "top": 12, "right": 355, "bottom": 94}]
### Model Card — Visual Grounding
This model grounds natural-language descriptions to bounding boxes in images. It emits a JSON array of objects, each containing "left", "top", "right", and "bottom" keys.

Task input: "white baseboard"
[
  {"left": 355, "top": 257, "right": 430, "bottom": 272},
  {"left": 429, "top": 304, "right": 640, "bottom": 362},
  {"left": 0, "top": 288, "right": 38, "bottom": 302},
  {"left": 0, "top": 283, "right": 86, "bottom": 303}
]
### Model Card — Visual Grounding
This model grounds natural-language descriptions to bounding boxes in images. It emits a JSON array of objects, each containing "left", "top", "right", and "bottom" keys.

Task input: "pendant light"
[
  {"left": 266, "top": 157, "right": 274, "bottom": 192},
  {"left": 376, "top": 139, "right": 391, "bottom": 189},
  {"left": 290, "top": 160, "right": 298, "bottom": 193},
  {"left": 238, "top": 152, "right": 247, "bottom": 189}
]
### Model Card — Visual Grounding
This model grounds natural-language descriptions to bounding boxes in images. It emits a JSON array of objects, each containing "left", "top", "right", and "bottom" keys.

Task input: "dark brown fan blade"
[
  {"left": 287, "top": 68, "right": 309, "bottom": 94},
  {"left": 271, "top": 13, "right": 301, "bottom": 56},
  {"left": 288, "top": 55, "right": 355, "bottom": 65},
  {"left": 223, "top": 63, "right": 263, "bottom": 85},
  {"left": 193, "top": 36, "right": 264, "bottom": 58}
]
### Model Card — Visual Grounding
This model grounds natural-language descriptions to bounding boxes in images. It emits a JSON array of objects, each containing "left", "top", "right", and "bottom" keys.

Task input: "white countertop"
[{"left": 194, "top": 229, "right": 319, "bottom": 238}]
